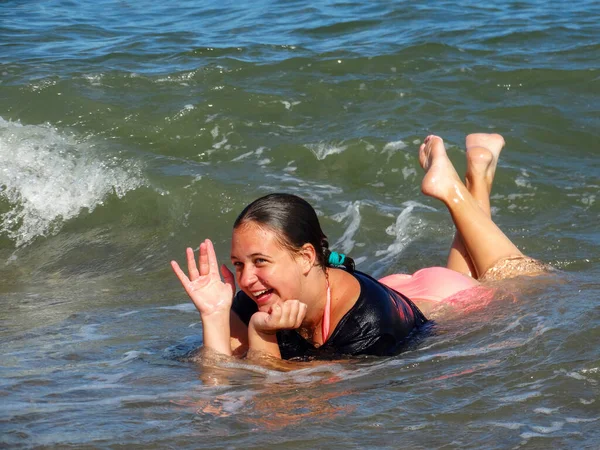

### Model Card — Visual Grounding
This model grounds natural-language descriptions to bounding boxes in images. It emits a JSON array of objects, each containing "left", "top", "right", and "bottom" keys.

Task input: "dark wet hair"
[{"left": 233, "top": 193, "right": 355, "bottom": 272}]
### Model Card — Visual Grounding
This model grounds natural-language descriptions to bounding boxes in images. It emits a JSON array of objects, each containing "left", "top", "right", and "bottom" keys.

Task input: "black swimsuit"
[{"left": 231, "top": 271, "right": 428, "bottom": 360}]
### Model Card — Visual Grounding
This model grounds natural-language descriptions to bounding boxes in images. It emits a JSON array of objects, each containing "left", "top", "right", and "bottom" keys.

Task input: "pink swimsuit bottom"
[
  {"left": 378, "top": 267, "right": 495, "bottom": 313},
  {"left": 379, "top": 267, "right": 478, "bottom": 302}
]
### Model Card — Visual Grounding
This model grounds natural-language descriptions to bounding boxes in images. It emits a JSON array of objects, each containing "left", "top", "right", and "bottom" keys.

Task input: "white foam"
[
  {"left": 402, "top": 166, "right": 417, "bottom": 179},
  {"left": 557, "top": 368, "right": 594, "bottom": 382},
  {"left": 519, "top": 432, "right": 546, "bottom": 439},
  {"left": 280, "top": 100, "right": 300, "bottom": 110},
  {"left": 183, "top": 175, "right": 202, "bottom": 189},
  {"left": 82, "top": 73, "right": 104, "bottom": 85},
  {"left": 166, "top": 104, "right": 195, "bottom": 122},
  {"left": 156, "top": 71, "right": 196, "bottom": 83},
  {"left": 260, "top": 174, "right": 343, "bottom": 199},
  {"left": 530, "top": 421, "right": 564, "bottom": 433},
  {"left": 498, "top": 391, "right": 542, "bottom": 403},
  {"left": 0, "top": 118, "right": 144, "bottom": 247},
  {"left": 331, "top": 201, "right": 362, "bottom": 254},
  {"left": 488, "top": 421, "right": 523, "bottom": 430},
  {"left": 414, "top": 338, "right": 524, "bottom": 362},
  {"left": 76, "top": 324, "right": 110, "bottom": 341},
  {"left": 305, "top": 142, "right": 347, "bottom": 160},
  {"left": 85, "top": 371, "right": 133, "bottom": 384},
  {"left": 28, "top": 79, "right": 58, "bottom": 92},
  {"left": 373, "top": 201, "right": 432, "bottom": 272},
  {"left": 565, "top": 416, "right": 599, "bottom": 423},
  {"left": 121, "top": 350, "right": 151, "bottom": 362},
  {"left": 403, "top": 423, "right": 428, "bottom": 431},
  {"left": 515, "top": 169, "right": 533, "bottom": 188},
  {"left": 534, "top": 407, "right": 561, "bottom": 414},
  {"left": 158, "top": 303, "right": 197, "bottom": 312},
  {"left": 212, "top": 135, "right": 228, "bottom": 149},
  {"left": 231, "top": 150, "right": 255, "bottom": 162},
  {"left": 383, "top": 140, "right": 407, "bottom": 153}
]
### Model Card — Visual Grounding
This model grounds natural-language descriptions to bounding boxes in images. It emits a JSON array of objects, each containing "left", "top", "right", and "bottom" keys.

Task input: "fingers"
[
  {"left": 174, "top": 239, "right": 222, "bottom": 287},
  {"left": 267, "top": 300, "right": 307, "bottom": 330},
  {"left": 221, "top": 264, "right": 236, "bottom": 291},
  {"left": 296, "top": 302, "right": 307, "bottom": 328},
  {"left": 205, "top": 239, "right": 220, "bottom": 275},
  {"left": 186, "top": 247, "right": 200, "bottom": 280},
  {"left": 198, "top": 241, "right": 209, "bottom": 276},
  {"left": 280, "top": 301, "right": 298, "bottom": 325},
  {"left": 199, "top": 239, "right": 220, "bottom": 277},
  {"left": 268, "top": 303, "right": 282, "bottom": 324},
  {"left": 285, "top": 301, "right": 307, "bottom": 328},
  {"left": 251, "top": 311, "right": 270, "bottom": 329},
  {"left": 170, "top": 260, "right": 191, "bottom": 286}
]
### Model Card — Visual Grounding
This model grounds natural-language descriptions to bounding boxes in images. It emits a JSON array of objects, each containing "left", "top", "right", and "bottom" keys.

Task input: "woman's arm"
[
  {"left": 171, "top": 239, "right": 236, "bottom": 356},
  {"left": 229, "top": 310, "right": 249, "bottom": 357},
  {"left": 248, "top": 321, "right": 282, "bottom": 359}
]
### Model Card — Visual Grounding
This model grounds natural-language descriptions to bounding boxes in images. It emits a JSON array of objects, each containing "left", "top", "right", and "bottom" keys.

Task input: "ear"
[{"left": 297, "top": 243, "right": 317, "bottom": 275}]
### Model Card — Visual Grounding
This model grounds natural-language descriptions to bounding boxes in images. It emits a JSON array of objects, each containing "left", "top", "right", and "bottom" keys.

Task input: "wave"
[{"left": 0, "top": 118, "right": 145, "bottom": 247}]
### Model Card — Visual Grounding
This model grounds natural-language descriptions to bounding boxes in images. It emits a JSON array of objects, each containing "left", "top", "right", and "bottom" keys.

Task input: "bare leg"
[
  {"left": 419, "top": 135, "right": 523, "bottom": 278},
  {"left": 446, "top": 134, "right": 505, "bottom": 277}
]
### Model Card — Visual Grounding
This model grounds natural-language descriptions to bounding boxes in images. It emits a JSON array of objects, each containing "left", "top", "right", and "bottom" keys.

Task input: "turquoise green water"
[{"left": 1, "top": 1, "right": 599, "bottom": 448}]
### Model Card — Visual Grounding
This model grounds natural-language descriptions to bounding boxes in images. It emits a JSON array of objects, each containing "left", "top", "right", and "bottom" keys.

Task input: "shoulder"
[{"left": 325, "top": 273, "right": 396, "bottom": 338}]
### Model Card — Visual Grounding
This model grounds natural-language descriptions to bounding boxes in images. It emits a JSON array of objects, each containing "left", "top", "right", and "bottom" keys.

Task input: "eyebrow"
[{"left": 230, "top": 252, "right": 270, "bottom": 260}]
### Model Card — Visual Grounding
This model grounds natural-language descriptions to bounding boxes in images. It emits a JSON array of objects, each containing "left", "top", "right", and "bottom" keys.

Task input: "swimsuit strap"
[{"left": 321, "top": 280, "right": 331, "bottom": 343}]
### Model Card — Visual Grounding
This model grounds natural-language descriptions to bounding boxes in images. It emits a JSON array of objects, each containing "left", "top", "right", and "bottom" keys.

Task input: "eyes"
[{"left": 232, "top": 257, "right": 268, "bottom": 270}]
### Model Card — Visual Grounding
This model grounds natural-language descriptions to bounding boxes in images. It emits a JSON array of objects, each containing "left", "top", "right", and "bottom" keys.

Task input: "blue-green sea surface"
[{"left": 1, "top": 1, "right": 599, "bottom": 448}]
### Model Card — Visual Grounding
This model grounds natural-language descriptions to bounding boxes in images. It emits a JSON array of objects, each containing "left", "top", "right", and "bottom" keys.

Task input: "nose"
[{"left": 237, "top": 265, "right": 257, "bottom": 289}]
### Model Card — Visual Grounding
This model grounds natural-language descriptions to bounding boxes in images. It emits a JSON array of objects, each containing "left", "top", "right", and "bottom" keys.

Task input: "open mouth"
[{"left": 253, "top": 288, "right": 274, "bottom": 304}]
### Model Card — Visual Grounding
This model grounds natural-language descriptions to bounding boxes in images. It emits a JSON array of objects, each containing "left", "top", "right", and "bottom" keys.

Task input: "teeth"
[{"left": 254, "top": 289, "right": 270, "bottom": 297}]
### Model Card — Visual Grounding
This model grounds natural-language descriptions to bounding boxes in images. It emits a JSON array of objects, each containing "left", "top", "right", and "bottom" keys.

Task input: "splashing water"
[{"left": 0, "top": 118, "right": 145, "bottom": 247}]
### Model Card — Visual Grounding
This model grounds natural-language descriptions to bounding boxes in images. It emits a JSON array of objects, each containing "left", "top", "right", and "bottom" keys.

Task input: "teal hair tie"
[{"left": 328, "top": 251, "right": 346, "bottom": 266}]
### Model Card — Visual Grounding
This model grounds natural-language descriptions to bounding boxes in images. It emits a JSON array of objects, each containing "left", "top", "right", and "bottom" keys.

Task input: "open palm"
[{"left": 171, "top": 239, "right": 235, "bottom": 317}]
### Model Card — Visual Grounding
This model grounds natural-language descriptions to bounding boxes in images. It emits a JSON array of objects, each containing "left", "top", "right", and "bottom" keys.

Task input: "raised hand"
[{"left": 170, "top": 239, "right": 235, "bottom": 317}]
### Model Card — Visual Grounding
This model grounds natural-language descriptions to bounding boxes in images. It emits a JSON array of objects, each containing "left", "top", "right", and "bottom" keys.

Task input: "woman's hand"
[
  {"left": 246, "top": 300, "right": 307, "bottom": 360},
  {"left": 250, "top": 300, "right": 307, "bottom": 334},
  {"left": 170, "top": 239, "right": 235, "bottom": 318}
]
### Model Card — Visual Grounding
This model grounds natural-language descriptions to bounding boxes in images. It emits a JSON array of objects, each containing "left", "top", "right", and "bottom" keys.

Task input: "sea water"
[{"left": 1, "top": 1, "right": 599, "bottom": 448}]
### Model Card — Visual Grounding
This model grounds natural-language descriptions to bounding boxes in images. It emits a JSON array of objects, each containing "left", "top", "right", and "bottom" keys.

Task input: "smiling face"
[{"left": 230, "top": 221, "right": 311, "bottom": 312}]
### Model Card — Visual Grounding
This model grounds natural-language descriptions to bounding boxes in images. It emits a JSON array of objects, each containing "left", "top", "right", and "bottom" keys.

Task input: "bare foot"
[
  {"left": 465, "top": 133, "right": 505, "bottom": 192},
  {"left": 419, "top": 135, "right": 463, "bottom": 202}
]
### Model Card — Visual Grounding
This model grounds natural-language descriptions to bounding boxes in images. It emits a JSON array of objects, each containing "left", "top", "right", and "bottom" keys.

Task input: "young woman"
[{"left": 171, "top": 134, "right": 548, "bottom": 361}]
